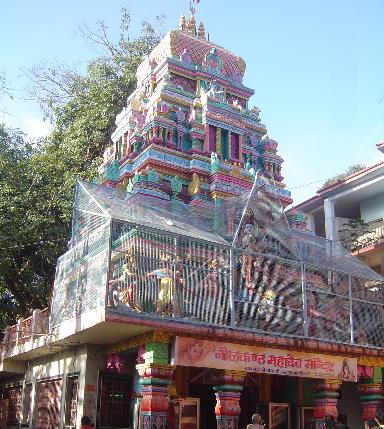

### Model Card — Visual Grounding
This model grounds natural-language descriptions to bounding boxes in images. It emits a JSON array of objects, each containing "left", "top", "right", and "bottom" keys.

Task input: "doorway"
[{"left": 189, "top": 384, "right": 216, "bottom": 429}]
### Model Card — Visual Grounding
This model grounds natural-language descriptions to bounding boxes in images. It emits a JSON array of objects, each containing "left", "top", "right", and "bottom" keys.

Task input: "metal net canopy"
[{"left": 50, "top": 180, "right": 384, "bottom": 348}]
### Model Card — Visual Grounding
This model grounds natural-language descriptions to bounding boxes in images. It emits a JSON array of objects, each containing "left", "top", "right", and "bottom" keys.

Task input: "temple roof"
[
  {"left": 73, "top": 181, "right": 383, "bottom": 282},
  {"left": 136, "top": 28, "right": 247, "bottom": 85}
]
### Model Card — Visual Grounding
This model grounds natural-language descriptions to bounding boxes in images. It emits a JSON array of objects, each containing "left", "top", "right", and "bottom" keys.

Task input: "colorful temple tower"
[
  {"left": 99, "top": 13, "right": 292, "bottom": 209},
  {"left": 1, "top": 9, "right": 384, "bottom": 429}
]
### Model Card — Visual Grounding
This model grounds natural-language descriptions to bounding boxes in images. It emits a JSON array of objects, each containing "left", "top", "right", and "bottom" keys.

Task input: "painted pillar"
[
  {"left": 358, "top": 367, "right": 384, "bottom": 421},
  {"left": 324, "top": 199, "right": 337, "bottom": 241},
  {"left": 136, "top": 342, "right": 175, "bottom": 429},
  {"left": 216, "top": 127, "right": 222, "bottom": 157},
  {"left": 313, "top": 379, "right": 341, "bottom": 421},
  {"left": 238, "top": 134, "right": 243, "bottom": 162},
  {"left": 168, "top": 130, "right": 174, "bottom": 148},
  {"left": 228, "top": 131, "right": 232, "bottom": 160},
  {"left": 212, "top": 370, "right": 246, "bottom": 429},
  {"left": 204, "top": 124, "right": 210, "bottom": 152}
]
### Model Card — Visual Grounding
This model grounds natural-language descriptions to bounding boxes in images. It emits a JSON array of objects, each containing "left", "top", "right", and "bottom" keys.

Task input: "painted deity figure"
[
  {"left": 186, "top": 252, "right": 229, "bottom": 324},
  {"left": 206, "top": 80, "right": 225, "bottom": 102}
]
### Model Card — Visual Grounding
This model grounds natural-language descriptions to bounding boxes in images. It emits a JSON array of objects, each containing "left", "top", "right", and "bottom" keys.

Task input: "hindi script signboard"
[{"left": 174, "top": 337, "right": 357, "bottom": 382}]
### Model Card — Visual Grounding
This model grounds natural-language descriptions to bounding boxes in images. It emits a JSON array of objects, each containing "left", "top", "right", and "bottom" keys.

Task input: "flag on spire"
[{"left": 189, "top": 0, "right": 200, "bottom": 15}]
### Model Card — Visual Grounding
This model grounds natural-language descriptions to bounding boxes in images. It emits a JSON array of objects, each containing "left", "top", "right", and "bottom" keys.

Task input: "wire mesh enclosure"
[{"left": 49, "top": 181, "right": 384, "bottom": 348}]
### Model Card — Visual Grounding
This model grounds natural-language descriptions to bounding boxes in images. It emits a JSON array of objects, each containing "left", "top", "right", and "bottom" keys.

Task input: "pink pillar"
[
  {"left": 313, "top": 379, "right": 341, "bottom": 421},
  {"left": 213, "top": 371, "right": 246, "bottom": 429}
]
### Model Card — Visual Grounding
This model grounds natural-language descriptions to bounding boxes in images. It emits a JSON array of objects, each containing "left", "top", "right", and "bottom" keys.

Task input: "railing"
[
  {"left": 1, "top": 309, "right": 49, "bottom": 353},
  {"left": 47, "top": 220, "right": 384, "bottom": 350},
  {"left": 354, "top": 223, "right": 384, "bottom": 251},
  {"left": 341, "top": 221, "right": 384, "bottom": 252},
  {"left": 103, "top": 225, "right": 384, "bottom": 349}
]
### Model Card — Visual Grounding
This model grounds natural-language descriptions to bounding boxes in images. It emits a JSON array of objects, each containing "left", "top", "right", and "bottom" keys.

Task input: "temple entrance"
[
  {"left": 98, "top": 373, "right": 133, "bottom": 429},
  {"left": 240, "top": 387, "right": 260, "bottom": 429},
  {"left": 188, "top": 384, "right": 216, "bottom": 429},
  {"left": 187, "top": 368, "right": 262, "bottom": 429}
]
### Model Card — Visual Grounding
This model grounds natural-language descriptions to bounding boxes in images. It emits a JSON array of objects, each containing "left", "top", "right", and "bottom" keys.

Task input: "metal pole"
[
  {"left": 172, "top": 236, "right": 180, "bottom": 317},
  {"left": 231, "top": 170, "right": 262, "bottom": 248},
  {"left": 106, "top": 219, "right": 114, "bottom": 309},
  {"left": 229, "top": 247, "right": 236, "bottom": 327},
  {"left": 301, "top": 263, "right": 309, "bottom": 337},
  {"left": 348, "top": 274, "right": 354, "bottom": 344}
]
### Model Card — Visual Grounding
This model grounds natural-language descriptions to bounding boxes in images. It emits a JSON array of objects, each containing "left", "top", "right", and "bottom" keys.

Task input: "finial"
[
  {"left": 189, "top": 0, "right": 200, "bottom": 15},
  {"left": 198, "top": 21, "right": 205, "bottom": 39},
  {"left": 187, "top": 14, "right": 196, "bottom": 35},
  {"left": 179, "top": 14, "right": 186, "bottom": 31}
]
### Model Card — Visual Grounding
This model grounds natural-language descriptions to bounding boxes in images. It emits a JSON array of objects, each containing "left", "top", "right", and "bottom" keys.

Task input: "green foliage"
[
  {"left": 321, "top": 164, "right": 366, "bottom": 189},
  {"left": 0, "top": 11, "right": 160, "bottom": 329},
  {"left": 339, "top": 218, "right": 370, "bottom": 251},
  {"left": 0, "top": 124, "right": 68, "bottom": 327}
]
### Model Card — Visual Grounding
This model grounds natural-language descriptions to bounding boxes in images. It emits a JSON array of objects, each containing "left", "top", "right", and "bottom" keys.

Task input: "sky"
[{"left": 1, "top": 0, "right": 384, "bottom": 205}]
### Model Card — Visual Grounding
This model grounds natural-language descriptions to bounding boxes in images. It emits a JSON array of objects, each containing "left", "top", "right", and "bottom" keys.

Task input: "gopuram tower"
[{"left": 99, "top": 11, "right": 292, "bottom": 209}]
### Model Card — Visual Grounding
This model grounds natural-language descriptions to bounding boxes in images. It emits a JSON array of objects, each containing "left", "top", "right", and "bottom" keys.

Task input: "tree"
[
  {"left": 0, "top": 10, "right": 160, "bottom": 329},
  {"left": 0, "top": 71, "right": 14, "bottom": 113},
  {"left": 321, "top": 164, "right": 366, "bottom": 189},
  {"left": 339, "top": 218, "right": 370, "bottom": 251},
  {"left": 0, "top": 124, "right": 68, "bottom": 325}
]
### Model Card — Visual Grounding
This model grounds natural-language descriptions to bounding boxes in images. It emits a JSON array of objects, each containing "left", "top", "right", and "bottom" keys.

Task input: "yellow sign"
[{"left": 174, "top": 337, "right": 357, "bottom": 382}]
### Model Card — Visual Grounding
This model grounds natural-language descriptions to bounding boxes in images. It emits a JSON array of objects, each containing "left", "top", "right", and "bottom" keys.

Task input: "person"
[
  {"left": 81, "top": 416, "right": 93, "bottom": 429},
  {"left": 323, "top": 415, "right": 336, "bottom": 429},
  {"left": 365, "top": 419, "right": 379, "bottom": 429},
  {"left": 375, "top": 411, "right": 384, "bottom": 429},
  {"left": 246, "top": 414, "right": 265, "bottom": 429}
]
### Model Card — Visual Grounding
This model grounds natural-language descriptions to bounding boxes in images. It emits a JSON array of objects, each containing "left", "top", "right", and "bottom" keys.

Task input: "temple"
[
  {"left": 98, "top": 13, "right": 291, "bottom": 208},
  {"left": 0, "top": 12, "right": 383, "bottom": 429}
]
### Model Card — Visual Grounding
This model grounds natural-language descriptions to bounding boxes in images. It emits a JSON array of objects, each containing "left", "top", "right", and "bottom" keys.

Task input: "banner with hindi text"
[{"left": 173, "top": 337, "right": 357, "bottom": 382}]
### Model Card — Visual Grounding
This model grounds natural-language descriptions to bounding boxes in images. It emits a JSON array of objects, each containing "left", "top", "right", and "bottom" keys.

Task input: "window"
[
  {"left": 65, "top": 376, "right": 79, "bottom": 428},
  {"left": 21, "top": 383, "right": 32, "bottom": 426},
  {"left": 5, "top": 386, "right": 22, "bottom": 425}
]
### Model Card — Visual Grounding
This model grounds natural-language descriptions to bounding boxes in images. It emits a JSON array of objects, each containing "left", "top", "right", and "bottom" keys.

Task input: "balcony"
[
  {"left": 354, "top": 222, "right": 384, "bottom": 251},
  {"left": 339, "top": 219, "right": 384, "bottom": 252},
  {"left": 1, "top": 308, "right": 49, "bottom": 358}
]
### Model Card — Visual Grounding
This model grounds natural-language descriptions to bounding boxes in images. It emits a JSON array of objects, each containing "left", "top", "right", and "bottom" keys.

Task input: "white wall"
[{"left": 360, "top": 194, "right": 384, "bottom": 223}]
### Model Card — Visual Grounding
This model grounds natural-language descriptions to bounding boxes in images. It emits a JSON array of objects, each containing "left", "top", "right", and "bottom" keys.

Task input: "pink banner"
[{"left": 173, "top": 337, "right": 357, "bottom": 382}]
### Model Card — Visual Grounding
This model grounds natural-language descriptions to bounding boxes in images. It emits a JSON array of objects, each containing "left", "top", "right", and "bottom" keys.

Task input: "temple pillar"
[
  {"left": 136, "top": 341, "right": 175, "bottom": 429},
  {"left": 204, "top": 124, "right": 209, "bottom": 151},
  {"left": 313, "top": 379, "right": 341, "bottom": 421},
  {"left": 168, "top": 130, "right": 174, "bottom": 148},
  {"left": 358, "top": 367, "right": 384, "bottom": 421},
  {"left": 238, "top": 134, "right": 243, "bottom": 162},
  {"left": 212, "top": 370, "right": 246, "bottom": 429},
  {"left": 216, "top": 127, "right": 221, "bottom": 157}
]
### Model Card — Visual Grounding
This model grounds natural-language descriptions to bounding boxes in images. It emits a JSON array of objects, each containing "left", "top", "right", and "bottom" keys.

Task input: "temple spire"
[
  {"left": 197, "top": 21, "right": 205, "bottom": 39},
  {"left": 186, "top": 14, "right": 196, "bottom": 35},
  {"left": 179, "top": 14, "right": 186, "bottom": 31}
]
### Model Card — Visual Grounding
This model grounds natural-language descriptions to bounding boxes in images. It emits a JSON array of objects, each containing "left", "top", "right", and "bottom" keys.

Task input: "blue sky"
[{"left": 1, "top": 0, "right": 384, "bottom": 204}]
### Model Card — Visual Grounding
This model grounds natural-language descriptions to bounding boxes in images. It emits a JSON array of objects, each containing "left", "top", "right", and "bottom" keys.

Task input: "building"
[
  {"left": 0, "top": 13, "right": 383, "bottom": 429},
  {"left": 295, "top": 143, "right": 384, "bottom": 276}
]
